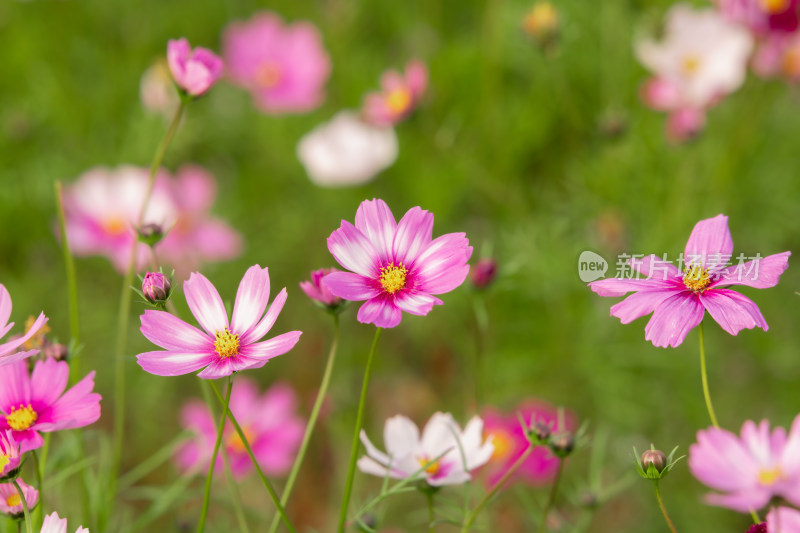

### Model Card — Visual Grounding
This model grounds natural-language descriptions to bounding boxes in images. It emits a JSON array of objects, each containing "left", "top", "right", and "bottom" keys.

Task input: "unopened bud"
[
  {"left": 142, "top": 271, "right": 171, "bottom": 304},
  {"left": 470, "top": 258, "right": 498, "bottom": 289},
  {"left": 549, "top": 432, "right": 574, "bottom": 457},
  {"left": 138, "top": 223, "right": 165, "bottom": 247},
  {"left": 641, "top": 449, "right": 667, "bottom": 473},
  {"left": 42, "top": 343, "right": 69, "bottom": 362},
  {"left": 531, "top": 421, "right": 551, "bottom": 443}
]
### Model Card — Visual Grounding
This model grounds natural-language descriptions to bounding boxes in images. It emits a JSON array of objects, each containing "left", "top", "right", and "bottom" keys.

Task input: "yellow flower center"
[
  {"left": 6, "top": 404, "right": 37, "bottom": 431},
  {"left": 5, "top": 494, "right": 20, "bottom": 508},
  {"left": 227, "top": 426, "right": 256, "bottom": 454},
  {"left": 523, "top": 2, "right": 559, "bottom": 35},
  {"left": 682, "top": 55, "right": 701, "bottom": 76},
  {"left": 379, "top": 263, "right": 408, "bottom": 294},
  {"left": 760, "top": 0, "right": 790, "bottom": 13},
  {"left": 417, "top": 456, "right": 441, "bottom": 476},
  {"left": 488, "top": 430, "right": 514, "bottom": 461},
  {"left": 255, "top": 62, "right": 282, "bottom": 89},
  {"left": 23, "top": 315, "right": 50, "bottom": 351},
  {"left": 683, "top": 264, "right": 711, "bottom": 292},
  {"left": 102, "top": 216, "right": 128, "bottom": 236},
  {"left": 214, "top": 329, "right": 240, "bottom": 358},
  {"left": 759, "top": 467, "right": 784, "bottom": 485},
  {"left": 386, "top": 88, "right": 412, "bottom": 114},
  {"left": 0, "top": 455, "right": 9, "bottom": 472}
]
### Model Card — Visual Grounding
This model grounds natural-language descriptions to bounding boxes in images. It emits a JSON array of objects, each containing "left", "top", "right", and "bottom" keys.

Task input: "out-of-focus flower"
[
  {"left": 747, "top": 523, "right": 768, "bottom": 533},
  {"left": 470, "top": 258, "right": 498, "bottom": 289},
  {"left": 297, "top": 111, "right": 398, "bottom": 187},
  {"left": 137, "top": 265, "right": 301, "bottom": 379},
  {"left": 40, "top": 511, "right": 90, "bottom": 533},
  {"left": 362, "top": 60, "right": 427, "bottom": 127},
  {"left": 358, "top": 412, "right": 494, "bottom": 486},
  {"left": 324, "top": 199, "right": 472, "bottom": 328},
  {"left": 223, "top": 12, "right": 331, "bottom": 114},
  {"left": 0, "top": 359, "right": 101, "bottom": 453},
  {"left": 41, "top": 343, "right": 68, "bottom": 362},
  {"left": 167, "top": 38, "right": 223, "bottom": 97},
  {"left": 482, "top": 402, "right": 575, "bottom": 487},
  {"left": 753, "top": 33, "right": 800, "bottom": 80},
  {"left": 666, "top": 107, "right": 706, "bottom": 143},
  {"left": 0, "top": 431, "right": 20, "bottom": 480},
  {"left": 0, "top": 285, "right": 48, "bottom": 368},
  {"left": 0, "top": 479, "right": 37, "bottom": 517},
  {"left": 689, "top": 415, "right": 800, "bottom": 512},
  {"left": 176, "top": 378, "right": 304, "bottom": 478},
  {"left": 142, "top": 271, "right": 172, "bottom": 305},
  {"left": 300, "top": 268, "right": 343, "bottom": 309},
  {"left": 765, "top": 507, "right": 800, "bottom": 532},
  {"left": 140, "top": 59, "right": 181, "bottom": 118},
  {"left": 522, "top": 2, "right": 560, "bottom": 44},
  {"left": 588, "top": 214, "right": 790, "bottom": 348},
  {"left": 715, "top": 0, "right": 800, "bottom": 35}
]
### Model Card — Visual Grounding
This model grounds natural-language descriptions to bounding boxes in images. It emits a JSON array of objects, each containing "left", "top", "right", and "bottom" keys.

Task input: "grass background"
[{"left": 1, "top": 0, "right": 799, "bottom": 531}]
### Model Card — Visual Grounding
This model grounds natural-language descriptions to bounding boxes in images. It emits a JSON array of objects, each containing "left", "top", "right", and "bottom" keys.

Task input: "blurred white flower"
[
  {"left": 140, "top": 59, "right": 180, "bottom": 118},
  {"left": 297, "top": 111, "right": 398, "bottom": 187}
]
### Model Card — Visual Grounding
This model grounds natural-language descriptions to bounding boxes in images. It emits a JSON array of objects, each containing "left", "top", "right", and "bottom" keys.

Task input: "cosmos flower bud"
[
  {"left": 635, "top": 444, "right": 683, "bottom": 480},
  {"left": 42, "top": 342, "right": 69, "bottom": 362},
  {"left": 137, "top": 222, "right": 166, "bottom": 247},
  {"left": 548, "top": 432, "right": 575, "bottom": 458},
  {"left": 641, "top": 449, "right": 667, "bottom": 473},
  {"left": 299, "top": 268, "right": 344, "bottom": 311},
  {"left": 529, "top": 421, "right": 551, "bottom": 443},
  {"left": 167, "top": 38, "right": 223, "bottom": 98},
  {"left": 142, "top": 271, "right": 172, "bottom": 305},
  {"left": 470, "top": 258, "right": 498, "bottom": 289}
]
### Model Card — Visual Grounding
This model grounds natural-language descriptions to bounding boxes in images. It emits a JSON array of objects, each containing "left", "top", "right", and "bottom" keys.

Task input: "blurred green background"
[{"left": 1, "top": 0, "right": 799, "bottom": 531}]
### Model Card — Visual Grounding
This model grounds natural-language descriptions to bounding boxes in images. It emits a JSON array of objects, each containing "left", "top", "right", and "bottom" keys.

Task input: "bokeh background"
[{"left": 1, "top": 0, "right": 799, "bottom": 531}]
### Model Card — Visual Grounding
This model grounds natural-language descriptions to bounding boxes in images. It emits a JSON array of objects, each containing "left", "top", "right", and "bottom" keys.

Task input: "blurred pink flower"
[
  {"left": 176, "top": 378, "right": 304, "bottom": 478},
  {"left": 167, "top": 38, "right": 223, "bottom": 97},
  {"left": 362, "top": 60, "right": 427, "bottom": 127},
  {"left": 324, "top": 199, "right": 472, "bottom": 328},
  {"left": 753, "top": 33, "right": 800, "bottom": 80},
  {"left": 358, "top": 412, "right": 494, "bottom": 486},
  {"left": 0, "top": 285, "right": 48, "bottom": 369},
  {"left": 0, "top": 479, "right": 37, "bottom": 517},
  {"left": 300, "top": 268, "right": 342, "bottom": 308},
  {"left": 62, "top": 165, "right": 241, "bottom": 275},
  {"left": 40, "top": 512, "right": 90, "bottom": 533},
  {"left": 223, "top": 12, "right": 331, "bottom": 114},
  {"left": 714, "top": 0, "right": 800, "bottom": 35},
  {"left": 470, "top": 258, "right": 498, "bottom": 289},
  {"left": 690, "top": 416, "right": 800, "bottom": 512},
  {"left": 137, "top": 265, "right": 301, "bottom": 379},
  {"left": 140, "top": 59, "right": 181, "bottom": 118},
  {"left": 665, "top": 107, "right": 707, "bottom": 143},
  {"left": 589, "top": 214, "right": 790, "bottom": 348},
  {"left": 297, "top": 111, "right": 398, "bottom": 187},
  {"left": 766, "top": 507, "right": 800, "bottom": 532},
  {"left": 0, "top": 359, "right": 101, "bottom": 453},
  {"left": 0, "top": 431, "right": 20, "bottom": 479},
  {"left": 482, "top": 402, "right": 576, "bottom": 487}
]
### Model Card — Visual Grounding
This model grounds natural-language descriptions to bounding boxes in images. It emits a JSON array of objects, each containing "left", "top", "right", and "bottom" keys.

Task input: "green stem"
[
  {"left": 654, "top": 482, "right": 678, "bottom": 533},
  {"left": 268, "top": 313, "right": 340, "bottom": 533},
  {"left": 209, "top": 381, "right": 297, "bottom": 533},
  {"left": 462, "top": 445, "right": 534, "bottom": 532},
  {"left": 698, "top": 322, "right": 719, "bottom": 428},
  {"left": 751, "top": 510, "right": 762, "bottom": 526},
  {"left": 536, "top": 458, "right": 565, "bottom": 533},
  {"left": 31, "top": 449, "right": 43, "bottom": 527},
  {"left": 471, "top": 292, "right": 488, "bottom": 406},
  {"left": 337, "top": 327, "right": 383, "bottom": 533},
  {"left": 11, "top": 479, "right": 32, "bottom": 533},
  {"left": 427, "top": 492, "right": 435, "bottom": 533},
  {"left": 196, "top": 376, "right": 233, "bottom": 533},
  {"left": 54, "top": 182, "right": 80, "bottom": 358}
]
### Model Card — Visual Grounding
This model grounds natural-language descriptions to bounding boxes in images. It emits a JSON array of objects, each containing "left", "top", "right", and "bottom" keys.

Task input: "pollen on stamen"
[
  {"left": 417, "top": 456, "right": 441, "bottom": 476},
  {"left": 683, "top": 264, "right": 711, "bottom": 292},
  {"left": 380, "top": 262, "right": 408, "bottom": 295},
  {"left": 5, "top": 494, "right": 20, "bottom": 508},
  {"left": 214, "top": 328, "right": 240, "bottom": 358},
  {"left": 6, "top": 404, "right": 38, "bottom": 431},
  {"left": 386, "top": 88, "right": 412, "bottom": 114}
]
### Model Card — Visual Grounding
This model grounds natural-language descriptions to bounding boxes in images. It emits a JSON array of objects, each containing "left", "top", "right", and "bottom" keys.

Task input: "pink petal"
[
  {"left": 30, "top": 359, "right": 68, "bottom": 410},
  {"left": 321, "top": 271, "right": 381, "bottom": 301},
  {"left": 230, "top": 265, "right": 271, "bottom": 335},
  {"left": 412, "top": 233, "right": 472, "bottom": 294},
  {"left": 683, "top": 214, "right": 734, "bottom": 270},
  {"left": 137, "top": 350, "right": 216, "bottom": 377},
  {"left": 609, "top": 289, "right": 678, "bottom": 324},
  {"left": 327, "top": 221, "right": 381, "bottom": 278},
  {"left": 241, "top": 331, "right": 302, "bottom": 361},
  {"left": 714, "top": 251, "right": 791, "bottom": 289},
  {"left": 394, "top": 290, "right": 442, "bottom": 316},
  {"left": 689, "top": 427, "right": 758, "bottom": 492},
  {"left": 391, "top": 207, "right": 434, "bottom": 266},
  {"left": 384, "top": 415, "right": 420, "bottom": 459},
  {"left": 588, "top": 277, "right": 674, "bottom": 297},
  {"left": 354, "top": 199, "right": 397, "bottom": 263},
  {"left": 167, "top": 38, "right": 190, "bottom": 79},
  {"left": 700, "top": 289, "right": 768, "bottom": 336},
  {"left": 38, "top": 371, "right": 101, "bottom": 432},
  {"left": 184, "top": 272, "right": 229, "bottom": 335},
  {"left": 705, "top": 489, "right": 771, "bottom": 513},
  {"left": 241, "top": 288, "right": 287, "bottom": 345},
  {"left": 0, "top": 361, "right": 30, "bottom": 413},
  {"left": 405, "top": 60, "right": 428, "bottom": 98},
  {"left": 196, "top": 357, "right": 236, "bottom": 379},
  {"left": 644, "top": 292, "right": 705, "bottom": 348},
  {"left": 357, "top": 297, "right": 403, "bottom": 328},
  {"left": 0, "top": 313, "right": 48, "bottom": 358},
  {"left": 0, "top": 350, "right": 38, "bottom": 369},
  {"left": 630, "top": 254, "right": 682, "bottom": 280},
  {"left": 0, "top": 285, "right": 11, "bottom": 331},
  {"left": 140, "top": 310, "right": 211, "bottom": 351},
  {"left": 767, "top": 507, "right": 800, "bottom": 532}
]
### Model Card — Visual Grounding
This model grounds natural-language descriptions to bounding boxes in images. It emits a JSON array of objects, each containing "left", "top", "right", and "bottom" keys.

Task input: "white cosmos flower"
[
  {"left": 358, "top": 412, "right": 494, "bottom": 486},
  {"left": 297, "top": 111, "right": 398, "bottom": 187},
  {"left": 636, "top": 4, "right": 753, "bottom": 108},
  {"left": 40, "top": 512, "right": 89, "bottom": 533}
]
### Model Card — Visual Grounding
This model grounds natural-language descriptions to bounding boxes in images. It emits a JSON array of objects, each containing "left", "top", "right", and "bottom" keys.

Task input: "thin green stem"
[
  {"left": 536, "top": 458, "right": 565, "bottom": 533},
  {"left": 462, "top": 445, "right": 534, "bottom": 532},
  {"left": 338, "top": 327, "right": 383, "bottom": 533},
  {"left": 31, "top": 451, "right": 42, "bottom": 527},
  {"left": 54, "top": 182, "right": 80, "bottom": 357},
  {"left": 698, "top": 322, "right": 719, "bottom": 428},
  {"left": 751, "top": 510, "right": 762, "bottom": 526},
  {"left": 268, "top": 313, "right": 340, "bottom": 533},
  {"left": 654, "top": 482, "right": 678, "bottom": 533},
  {"left": 209, "top": 381, "right": 297, "bottom": 533},
  {"left": 471, "top": 292, "right": 488, "bottom": 406},
  {"left": 11, "top": 479, "right": 32, "bottom": 533},
  {"left": 427, "top": 492, "right": 435, "bottom": 533},
  {"left": 196, "top": 376, "right": 233, "bottom": 533}
]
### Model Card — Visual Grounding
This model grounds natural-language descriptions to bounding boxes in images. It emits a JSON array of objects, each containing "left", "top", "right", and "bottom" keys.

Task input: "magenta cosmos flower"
[
  {"left": 0, "top": 431, "right": 20, "bottom": 479},
  {"left": 689, "top": 415, "right": 800, "bottom": 512},
  {"left": 589, "top": 214, "right": 790, "bottom": 348},
  {"left": 0, "top": 284, "right": 48, "bottom": 368},
  {"left": 324, "top": 199, "right": 472, "bottom": 328},
  {"left": 362, "top": 60, "right": 428, "bottom": 127},
  {"left": 223, "top": 12, "right": 331, "bottom": 114},
  {"left": 0, "top": 359, "right": 101, "bottom": 453},
  {"left": 167, "top": 38, "right": 223, "bottom": 97},
  {"left": 176, "top": 378, "right": 303, "bottom": 478},
  {"left": 138, "top": 265, "right": 301, "bottom": 379},
  {"left": 0, "top": 479, "right": 37, "bottom": 517},
  {"left": 40, "top": 512, "right": 90, "bottom": 533}
]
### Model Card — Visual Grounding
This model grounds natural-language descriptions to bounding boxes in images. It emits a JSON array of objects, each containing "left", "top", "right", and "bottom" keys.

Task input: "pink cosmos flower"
[
  {"left": 362, "top": 60, "right": 428, "bottom": 127},
  {"left": 0, "top": 359, "right": 101, "bottom": 453},
  {"left": 137, "top": 265, "right": 301, "bottom": 379},
  {"left": 766, "top": 507, "right": 800, "bottom": 532},
  {"left": 0, "top": 479, "right": 37, "bottom": 516},
  {"left": 300, "top": 268, "right": 343, "bottom": 308},
  {"left": 40, "top": 512, "right": 90, "bottom": 533},
  {"left": 689, "top": 415, "right": 800, "bottom": 512},
  {"left": 176, "top": 378, "right": 304, "bottom": 478},
  {"left": 588, "top": 214, "right": 790, "bottom": 348},
  {"left": 358, "top": 412, "right": 494, "bottom": 486},
  {"left": 324, "top": 199, "right": 472, "bottom": 328},
  {"left": 715, "top": 0, "right": 800, "bottom": 35},
  {"left": 0, "top": 431, "right": 20, "bottom": 479},
  {"left": 223, "top": 12, "right": 331, "bottom": 114},
  {"left": 167, "top": 38, "right": 223, "bottom": 97},
  {"left": 753, "top": 33, "right": 800, "bottom": 81},
  {"left": 0, "top": 284, "right": 48, "bottom": 368},
  {"left": 482, "top": 402, "right": 576, "bottom": 487}
]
